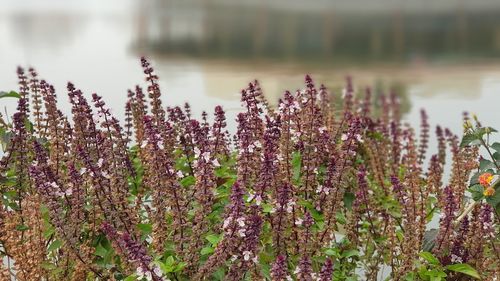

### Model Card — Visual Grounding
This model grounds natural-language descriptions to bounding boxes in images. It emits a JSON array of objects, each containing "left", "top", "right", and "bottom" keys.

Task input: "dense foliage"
[{"left": 0, "top": 58, "right": 498, "bottom": 280}]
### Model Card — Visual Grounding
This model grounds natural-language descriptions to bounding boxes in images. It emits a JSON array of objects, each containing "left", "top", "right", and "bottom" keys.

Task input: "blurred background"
[{"left": 1, "top": 0, "right": 500, "bottom": 137}]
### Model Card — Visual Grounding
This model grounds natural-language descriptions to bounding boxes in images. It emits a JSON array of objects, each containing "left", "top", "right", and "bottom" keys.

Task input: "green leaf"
[
  {"left": 484, "top": 127, "right": 498, "bottom": 133},
  {"left": 262, "top": 203, "right": 273, "bottom": 213},
  {"left": 324, "top": 248, "right": 340, "bottom": 257},
  {"left": 460, "top": 134, "right": 479, "bottom": 147},
  {"left": 124, "top": 274, "right": 137, "bottom": 281},
  {"left": 479, "top": 159, "right": 495, "bottom": 170},
  {"left": 335, "top": 211, "right": 347, "bottom": 225},
  {"left": 476, "top": 127, "right": 497, "bottom": 138},
  {"left": 426, "top": 269, "right": 447, "bottom": 281},
  {"left": 260, "top": 259, "right": 271, "bottom": 279},
  {"left": 206, "top": 234, "right": 222, "bottom": 245},
  {"left": 94, "top": 244, "right": 108, "bottom": 258},
  {"left": 493, "top": 152, "right": 500, "bottom": 162},
  {"left": 47, "top": 240, "right": 62, "bottom": 252},
  {"left": 446, "top": 263, "right": 480, "bottom": 279},
  {"left": 310, "top": 208, "right": 323, "bottom": 222},
  {"left": 174, "top": 261, "right": 187, "bottom": 272},
  {"left": 491, "top": 142, "right": 500, "bottom": 153},
  {"left": 212, "top": 267, "right": 225, "bottom": 280},
  {"left": 158, "top": 256, "right": 176, "bottom": 273},
  {"left": 404, "top": 272, "right": 416, "bottom": 281},
  {"left": 214, "top": 166, "right": 229, "bottom": 178},
  {"left": 16, "top": 224, "right": 29, "bottom": 231},
  {"left": 180, "top": 175, "right": 195, "bottom": 187},
  {"left": 0, "top": 91, "right": 20, "bottom": 99},
  {"left": 468, "top": 184, "right": 485, "bottom": 201},
  {"left": 201, "top": 246, "right": 214, "bottom": 255},
  {"left": 137, "top": 223, "right": 152, "bottom": 235},
  {"left": 43, "top": 225, "right": 56, "bottom": 239},
  {"left": 40, "top": 262, "right": 57, "bottom": 270},
  {"left": 343, "top": 192, "right": 355, "bottom": 210},
  {"left": 342, "top": 249, "right": 360, "bottom": 258},
  {"left": 165, "top": 256, "right": 175, "bottom": 266},
  {"left": 292, "top": 151, "right": 302, "bottom": 183},
  {"left": 419, "top": 251, "right": 441, "bottom": 266}
]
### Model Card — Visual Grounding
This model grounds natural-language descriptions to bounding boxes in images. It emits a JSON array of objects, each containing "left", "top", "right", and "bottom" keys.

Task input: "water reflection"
[
  {"left": 0, "top": 0, "right": 499, "bottom": 138},
  {"left": 136, "top": 0, "right": 500, "bottom": 63}
]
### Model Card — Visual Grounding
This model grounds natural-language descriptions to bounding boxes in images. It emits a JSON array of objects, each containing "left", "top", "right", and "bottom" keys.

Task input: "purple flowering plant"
[{"left": 0, "top": 59, "right": 498, "bottom": 280}]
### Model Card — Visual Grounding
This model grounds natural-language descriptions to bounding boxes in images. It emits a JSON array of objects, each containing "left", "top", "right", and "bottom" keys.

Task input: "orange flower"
[
  {"left": 479, "top": 173, "right": 494, "bottom": 187},
  {"left": 484, "top": 186, "right": 496, "bottom": 197}
]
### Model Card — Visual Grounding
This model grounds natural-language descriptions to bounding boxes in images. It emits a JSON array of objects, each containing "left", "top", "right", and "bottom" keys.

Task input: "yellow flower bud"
[{"left": 484, "top": 186, "right": 495, "bottom": 197}]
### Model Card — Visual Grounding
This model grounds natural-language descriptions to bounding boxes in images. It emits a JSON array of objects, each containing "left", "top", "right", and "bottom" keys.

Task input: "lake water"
[{"left": 1, "top": 0, "right": 500, "bottom": 163}]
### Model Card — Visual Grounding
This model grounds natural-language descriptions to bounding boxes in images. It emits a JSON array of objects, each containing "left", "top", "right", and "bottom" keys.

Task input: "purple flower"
[{"left": 271, "top": 254, "right": 288, "bottom": 281}]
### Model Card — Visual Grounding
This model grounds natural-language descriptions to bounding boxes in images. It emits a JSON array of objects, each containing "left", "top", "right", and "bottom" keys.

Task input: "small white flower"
[
  {"left": 97, "top": 158, "right": 104, "bottom": 168},
  {"left": 255, "top": 195, "right": 262, "bottom": 206},
  {"left": 237, "top": 217, "right": 246, "bottom": 227},
  {"left": 451, "top": 254, "right": 463, "bottom": 263},
  {"left": 286, "top": 201, "right": 296, "bottom": 213},
  {"left": 50, "top": 182, "right": 59, "bottom": 189},
  {"left": 295, "top": 218, "right": 303, "bottom": 226},
  {"left": 65, "top": 188, "right": 73, "bottom": 196},
  {"left": 286, "top": 276, "right": 293, "bottom": 281},
  {"left": 269, "top": 207, "right": 276, "bottom": 214},
  {"left": 293, "top": 266, "right": 301, "bottom": 275},
  {"left": 79, "top": 167, "right": 87, "bottom": 175},
  {"left": 230, "top": 255, "right": 238, "bottom": 262},
  {"left": 140, "top": 140, "right": 148, "bottom": 148},
  {"left": 341, "top": 134, "right": 348, "bottom": 141},
  {"left": 316, "top": 185, "right": 323, "bottom": 194},
  {"left": 153, "top": 266, "right": 163, "bottom": 277},
  {"left": 252, "top": 255, "right": 259, "bottom": 263},
  {"left": 176, "top": 171, "right": 184, "bottom": 178},
  {"left": 341, "top": 88, "right": 347, "bottom": 99},
  {"left": 102, "top": 171, "right": 110, "bottom": 179},
  {"left": 194, "top": 147, "right": 201, "bottom": 157},
  {"left": 318, "top": 126, "right": 327, "bottom": 134},
  {"left": 136, "top": 267, "right": 145, "bottom": 279},
  {"left": 243, "top": 250, "right": 251, "bottom": 261},
  {"left": 355, "top": 134, "right": 363, "bottom": 143},
  {"left": 247, "top": 193, "right": 255, "bottom": 203},
  {"left": 202, "top": 152, "right": 211, "bottom": 162},
  {"left": 158, "top": 142, "right": 164, "bottom": 150},
  {"left": 238, "top": 229, "right": 246, "bottom": 237},
  {"left": 223, "top": 217, "right": 232, "bottom": 229},
  {"left": 212, "top": 159, "right": 220, "bottom": 167}
]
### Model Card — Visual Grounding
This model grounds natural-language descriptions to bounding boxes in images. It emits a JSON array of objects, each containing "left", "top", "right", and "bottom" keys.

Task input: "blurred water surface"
[{"left": 1, "top": 0, "right": 500, "bottom": 150}]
